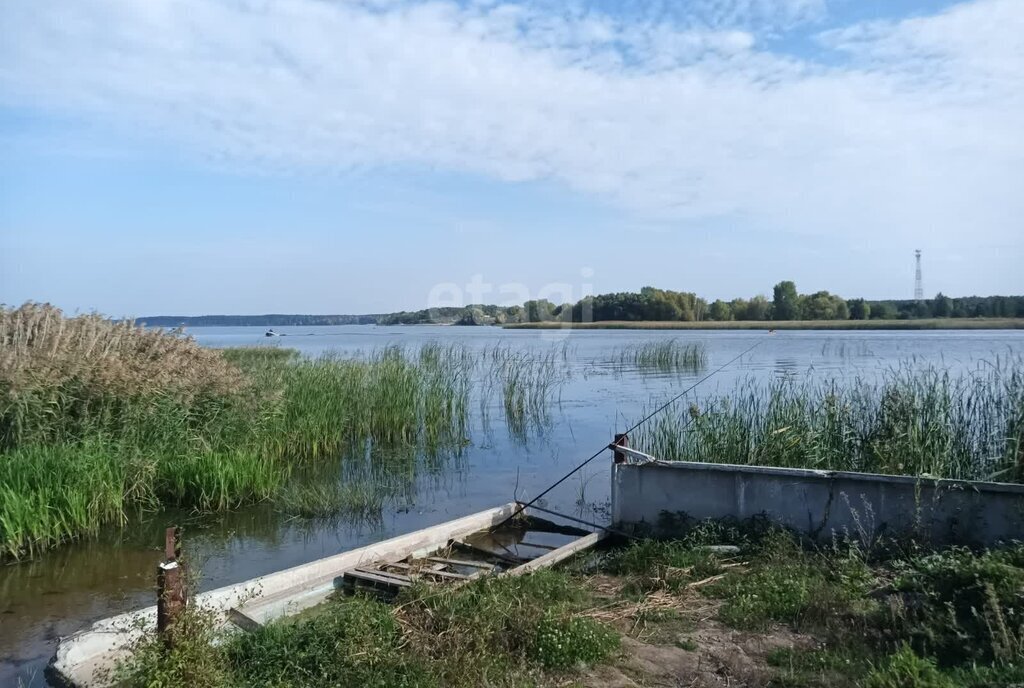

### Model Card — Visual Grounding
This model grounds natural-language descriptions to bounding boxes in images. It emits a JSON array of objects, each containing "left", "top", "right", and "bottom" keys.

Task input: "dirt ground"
[{"left": 577, "top": 577, "right": 816, "bottom": 688}]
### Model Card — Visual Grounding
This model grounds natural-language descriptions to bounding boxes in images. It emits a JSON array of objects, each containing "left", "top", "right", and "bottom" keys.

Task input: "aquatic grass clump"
[
  {"left": 483, "top": 346, "right": 566, "bottom": 439},
  {"left": 155, "top": 449, "right": 285, "bottom": 511},
  {"left": 618, "top": 339, "right": 707, "bottom": 374},
  {"left": 267, "top": 345, "right": 472, "bottom": 460},
  {"left": 0, "top": 440, "right": 144, "bottom": 560},
  {"left": 276, "top": 481, "right": 385, "bottom": 522},
  {"left": 635, "top": 357, "right": 1024, "bottom": 482}
]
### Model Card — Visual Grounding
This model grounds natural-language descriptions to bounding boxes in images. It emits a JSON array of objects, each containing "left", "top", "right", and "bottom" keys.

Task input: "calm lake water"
[{"left": 3, "top": 326, "right": 1023, "bottom": 685}]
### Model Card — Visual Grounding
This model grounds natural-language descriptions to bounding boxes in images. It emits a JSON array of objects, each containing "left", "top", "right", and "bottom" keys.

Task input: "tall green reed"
[
  {"left": 618, "top": 339, "right": 707, "bottom": 374},
  {"left": 482, "top": 345, "right": 565, "bottom": 440},
  {"left": 635, "top": 357, "right": 1024, "bottom": 482}
]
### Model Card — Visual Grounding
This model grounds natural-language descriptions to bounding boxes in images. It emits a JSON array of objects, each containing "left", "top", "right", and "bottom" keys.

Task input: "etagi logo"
[{"left": 425, "top": 268, "right": 596, "bottom": 338}]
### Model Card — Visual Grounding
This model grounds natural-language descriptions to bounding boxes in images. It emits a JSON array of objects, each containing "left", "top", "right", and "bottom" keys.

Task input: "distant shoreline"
[{"left": 503, "top": 318, "right": 1024, "bottom": 331}]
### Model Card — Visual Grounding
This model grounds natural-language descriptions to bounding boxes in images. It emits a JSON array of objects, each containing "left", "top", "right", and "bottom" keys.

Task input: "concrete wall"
[{"left": 612, "top": 461, "right": 1024, "bottom": 546}]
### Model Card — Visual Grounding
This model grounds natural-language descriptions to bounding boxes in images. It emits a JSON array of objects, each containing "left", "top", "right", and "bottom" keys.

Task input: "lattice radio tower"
[{"left": 914, "top": 250, "right": 923, "bottom": 301}]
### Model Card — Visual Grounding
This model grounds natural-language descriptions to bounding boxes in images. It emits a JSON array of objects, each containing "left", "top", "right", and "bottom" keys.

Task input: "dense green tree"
[
  {"left": 848, "top": 299, "right": 871, "bottom": 320},
  {"left": 869, "top": 302, "right": 897, "bottom": 320},
  {"left": 772, "top": 281, "right": 800, "bottom": 320},
  {"left": 746, "top": 295, "right": 772, "bottom": 321},
  {"left": 553, "top": 303, "right": 574, "bottom": 322},
  {"left": 523, "top": 299, "right": 556, "bottom": 322},
  {"left": 729, "top": 298, "right": 748, "bottom": 319},
  {"left": 906, "top": 301, "right": 932, "bottom": 318},
  {"left": 932, "top": 293, "right": 953, "bottom": 318},
  {"left": 802, "top": 291, "right": 849, "bottom": 320},
  {"left": 708, "top": 300, "right": 733, "bottom": 321}
]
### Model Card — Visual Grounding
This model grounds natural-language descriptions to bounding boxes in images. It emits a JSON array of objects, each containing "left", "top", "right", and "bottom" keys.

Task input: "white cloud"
[{"left": 0, "top": 0, "right": 1021, "bottom": 247}]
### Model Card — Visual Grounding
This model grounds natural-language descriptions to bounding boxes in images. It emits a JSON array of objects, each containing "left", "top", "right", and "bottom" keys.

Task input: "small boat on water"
[
  {"left": 264, "top": 328, "right": 280, "bottom": 337},
  {"left": 48, "top": 502, "right": 605, "bottom": 687}
]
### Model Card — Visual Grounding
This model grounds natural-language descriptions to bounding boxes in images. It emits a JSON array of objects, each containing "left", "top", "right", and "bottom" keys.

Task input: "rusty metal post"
[
  {"left": 156, "top": 526, "right": 186, "bottom": 645},
  {"left": 613, "top": 433, "right": 629, "bottom": 464}
]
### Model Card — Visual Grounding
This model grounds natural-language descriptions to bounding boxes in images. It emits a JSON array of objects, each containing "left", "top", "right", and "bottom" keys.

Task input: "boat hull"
[{"left": 49, "top": 502, "right": 522, "bottom": 687}]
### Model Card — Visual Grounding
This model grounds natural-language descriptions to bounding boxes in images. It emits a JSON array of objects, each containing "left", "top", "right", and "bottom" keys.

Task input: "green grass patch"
[
  {"left": 601, "top": 539, "right": 724, "bottom": 594},
  {"left": 864, "top": 646, "right": 957, "bottom": 688},
  {"left": 227, "top": 596, "right": 433, "bottom": 688},
  {"left": 766, "top": 645, "right": 874, "bottom": 687}
]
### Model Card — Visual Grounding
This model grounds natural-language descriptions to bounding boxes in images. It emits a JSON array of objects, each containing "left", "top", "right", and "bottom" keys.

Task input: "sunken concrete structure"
[{"left": 612, "top": 459, "right": 1024, "bottom": 546}]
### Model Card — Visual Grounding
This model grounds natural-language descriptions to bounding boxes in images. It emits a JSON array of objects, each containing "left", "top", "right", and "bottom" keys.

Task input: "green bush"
[{"left": 530, "top": 612, "right": 619, "bottom": 668}]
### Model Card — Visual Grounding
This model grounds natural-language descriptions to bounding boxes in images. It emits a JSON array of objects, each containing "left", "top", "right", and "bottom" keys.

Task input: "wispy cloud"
[{"left": 0, "top": 0, "right": 1021, "bottom": 246}]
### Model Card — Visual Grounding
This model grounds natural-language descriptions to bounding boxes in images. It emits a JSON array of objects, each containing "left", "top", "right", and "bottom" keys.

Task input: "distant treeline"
[
  {"left": 388, "top": 284, "right": 1024, "bottom": 325},
  {"left": 138, "top": 314, "right": 380, "bottom": 327},
  {"left": 138, "top": 283, "right": 1024, "bottom": 327}
]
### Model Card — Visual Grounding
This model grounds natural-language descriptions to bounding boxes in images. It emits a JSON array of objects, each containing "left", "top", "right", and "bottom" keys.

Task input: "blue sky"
[{"left": 1, "top": 0, "right": 1021, "bottom": 316}]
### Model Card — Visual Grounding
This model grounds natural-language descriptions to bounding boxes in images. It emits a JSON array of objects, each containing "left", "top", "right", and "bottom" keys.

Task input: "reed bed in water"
[
  {"left": 634, "top": 357, "right": 1024, "bottom": 483},
  {"left": 618, "top": 339, "right": 707, "bottom": 374},
  {"left": 0, "top": 304, "right": 476, "bottom": 559}
]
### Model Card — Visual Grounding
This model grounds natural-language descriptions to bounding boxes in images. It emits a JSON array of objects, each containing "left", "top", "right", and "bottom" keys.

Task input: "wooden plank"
[
  {"left": 505, "top": 531, "right": 607, "bottom": 577},
  {"left": 345, "top": 569, "right": 411, "bottom": 588},
  {"left": 227, "top": 607, "right": 262, "bottom": 632},
  {"left": 356, "top": 567, "right": 413, "bottom": 583},
  {"left": 384, "top": 562, "right": 470, "bottom": 580},
  {"left": 425, "top": 557, "right": 496, "bottom": 570}
]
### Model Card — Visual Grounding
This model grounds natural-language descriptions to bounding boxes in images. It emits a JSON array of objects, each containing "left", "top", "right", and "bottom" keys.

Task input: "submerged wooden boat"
[{"left": 48, "top": 502, "right": 606, "bottom": 687}]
